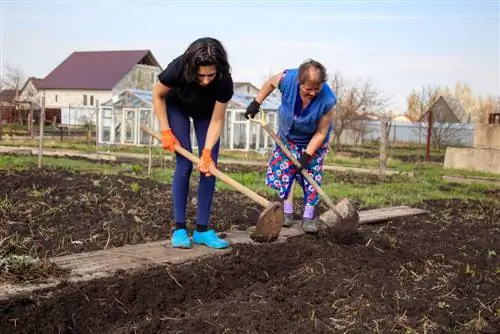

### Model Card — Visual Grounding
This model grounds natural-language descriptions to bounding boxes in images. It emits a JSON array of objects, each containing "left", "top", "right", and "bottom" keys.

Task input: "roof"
[
  {"left": 20, "top": 77, "right": 43, "bottom": 93},
  {"left": 101, "top": 89, "right": 281, "bottom": 110},
  {"left": 418, "top": 96, "right": 463, "bottom": 123},
  {"left": 0, "top": 89, "right": 17, "bottom": 102},
  {"left": 101, "top": 89, "right": 153, "bottom": 108},
  {"left": 234, "top": 82, "right": 258, "bottom": 89},
  {"left": 230, "top": 93, "right": 280, "bottom": 110},
  {"left": 39, "top": 50, "right": 161, "bottom": 90},
  {"left": 391, "top": 115, "right": 412, "bottom": 123}
]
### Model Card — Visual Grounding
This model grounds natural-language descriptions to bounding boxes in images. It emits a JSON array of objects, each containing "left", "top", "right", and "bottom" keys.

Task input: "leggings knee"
[{"left": 176, "top": 159, "right": 193, "bottom": 176}]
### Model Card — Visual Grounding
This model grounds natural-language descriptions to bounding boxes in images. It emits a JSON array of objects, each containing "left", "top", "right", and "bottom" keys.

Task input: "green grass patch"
[{"left": 1, "top": 155, "right": 498, "bottom": 210}]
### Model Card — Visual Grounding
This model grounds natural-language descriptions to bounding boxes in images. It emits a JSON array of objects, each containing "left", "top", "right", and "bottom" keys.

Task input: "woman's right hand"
[{"left": 161, "top": 129, "right": 178, "bottom": 152}]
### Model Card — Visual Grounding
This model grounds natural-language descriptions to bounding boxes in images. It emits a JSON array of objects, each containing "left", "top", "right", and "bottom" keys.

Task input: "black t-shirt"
[{"left": 158, "top": 55, "right": 234, "bottom": 119}]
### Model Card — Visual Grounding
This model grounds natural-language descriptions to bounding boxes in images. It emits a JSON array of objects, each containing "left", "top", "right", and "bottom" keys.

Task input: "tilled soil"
[
  {"left": 0, "top": 166, "right": 387, "bottom": 260},
  {"left": 1, "top": 198, "right": 499, "bottom": 333},
  {"left": 335, "top": 148, "right": 445, "bottom": 163}
]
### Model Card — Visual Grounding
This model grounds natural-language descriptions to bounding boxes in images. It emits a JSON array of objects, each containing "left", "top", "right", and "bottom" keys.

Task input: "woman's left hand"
[
  {"left": 296, "top": 152, "right": 312, "bottom": 173},
  {"left": 198, "top": 148, "right": 215, "bottom": 177}
]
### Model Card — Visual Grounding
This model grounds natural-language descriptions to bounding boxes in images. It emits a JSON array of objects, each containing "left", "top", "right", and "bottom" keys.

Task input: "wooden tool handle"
[
  {"left": 140, "top": 125, "right": 271, "bottom": 208},
  {"left": 261, "top": 123, "right": 340, "bottom": 214}
]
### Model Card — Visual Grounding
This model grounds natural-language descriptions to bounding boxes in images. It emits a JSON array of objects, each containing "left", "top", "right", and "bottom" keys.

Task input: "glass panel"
[
  {"left": 124, "top": 109, "right": 135, "bottom": 142},
  {"left": 139, "top": 109, "right": 151, "bottom": 145},
  {"left": 232, "top": 122, "right": 247, "bottom": 149},
  {"left": 113, "top": 108, "right": 122, "bottom": 144},
  {"left": 102, "top": 126, "right": 110, "bottom": 142}
]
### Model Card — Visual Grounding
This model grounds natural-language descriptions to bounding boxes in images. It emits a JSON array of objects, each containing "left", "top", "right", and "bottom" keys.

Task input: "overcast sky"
[{"left": 1, "top": 0, "right": 499, "bottom": 114}]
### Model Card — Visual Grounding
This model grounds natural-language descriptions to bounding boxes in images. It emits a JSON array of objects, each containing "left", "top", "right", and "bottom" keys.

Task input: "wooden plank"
[
  {"left": 443, "top": 175, "right": 500, "bottom": 186},
  {"left": 0, "top": 206, "right": 426, "bottom": 301},
  {"left": 359, "top": 206, "right": 427, "bottom": 225}
]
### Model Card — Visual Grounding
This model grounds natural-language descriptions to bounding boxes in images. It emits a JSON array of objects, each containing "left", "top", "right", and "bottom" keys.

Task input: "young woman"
[
  {"left": 245, "top": 59, "right": 336, "bottom": 233},
  {"left": 152, "top": 37, "right": 233, "bottom": 249}
]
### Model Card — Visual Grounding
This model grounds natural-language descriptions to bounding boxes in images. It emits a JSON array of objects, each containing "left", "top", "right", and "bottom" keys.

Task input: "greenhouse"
[{"left": 98, "top": 89, "right": 281, "bottom": 151}]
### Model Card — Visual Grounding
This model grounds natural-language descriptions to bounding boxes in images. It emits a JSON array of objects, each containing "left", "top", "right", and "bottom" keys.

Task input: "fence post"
[
  {"left": 379, "top": 120, "right": 388, "bottom": 181},
  {"left": 38, "top": 92, "right": 46, "bottom": 168},
  {"left": 95, "top": 101, "right": 99, "bottom": 159}
]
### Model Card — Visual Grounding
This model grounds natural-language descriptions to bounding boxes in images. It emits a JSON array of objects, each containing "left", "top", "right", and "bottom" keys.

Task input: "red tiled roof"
[{"left": 39, "top": 50, "right": 160, "bottom": 90}]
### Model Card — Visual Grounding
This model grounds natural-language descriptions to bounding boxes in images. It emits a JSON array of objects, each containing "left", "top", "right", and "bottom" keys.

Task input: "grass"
[{"left": 1, "top": 153, "right": 498, "bottom": 210}]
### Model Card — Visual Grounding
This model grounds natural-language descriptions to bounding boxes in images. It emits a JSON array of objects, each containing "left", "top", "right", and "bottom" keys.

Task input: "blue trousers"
[{"left": 167, "top": 105, "right": 220, "bottom": 226}]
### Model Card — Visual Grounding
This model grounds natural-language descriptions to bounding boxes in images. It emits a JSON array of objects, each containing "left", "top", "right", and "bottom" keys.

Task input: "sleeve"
[
  {"left": 216, "top": 75, "right": 234, "bottom": 103},
  {"left": 157, "top": 56, "right": 182, "bottom": 88}
]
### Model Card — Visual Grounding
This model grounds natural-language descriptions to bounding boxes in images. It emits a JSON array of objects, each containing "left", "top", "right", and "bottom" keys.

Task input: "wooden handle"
[
  {"left": 140, "top": 125, "right": 271, "bottom": 208},
  {"left": 260, "top": 123, "right": 340, "bottom": 214}
]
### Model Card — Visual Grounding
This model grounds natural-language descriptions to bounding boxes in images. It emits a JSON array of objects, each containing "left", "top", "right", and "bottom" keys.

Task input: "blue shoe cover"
[
  {"left": 192, "top": 230, "right": 229, "bottom": 249},
  {"left": 171, "top": 229, "right": 191, "bottom": 248}
]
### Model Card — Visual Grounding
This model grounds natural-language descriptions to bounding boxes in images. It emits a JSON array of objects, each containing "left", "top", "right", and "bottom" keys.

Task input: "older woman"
[
  {"left": 245, "top": 59, "right": 336, "bottom": 233},
  {"left": 152, "top": 37, "right": 233, "bottom": 249}
]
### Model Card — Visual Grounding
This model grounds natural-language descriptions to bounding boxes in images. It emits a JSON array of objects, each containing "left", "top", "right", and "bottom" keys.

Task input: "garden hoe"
[
  {"left": 248, "top": 110, "right": 360, "bottom": 233},
  {"left": 140, "top": 124, "right": 284, "bottom": 243}
]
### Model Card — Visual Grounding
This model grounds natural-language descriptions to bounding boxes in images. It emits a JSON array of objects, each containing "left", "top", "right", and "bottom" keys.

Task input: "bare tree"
[
  {"left": 329, "top": 71, "right": 388, "bottom": 149},
  {"left": 1, "top": 63, "right": 27, "bottom": 124},
  {"left": 405, "top": 85, "right": 441, "bottom": 122},
  {"left": 407, "top": 84, "right": 475, "bottom": 148},
  {"left": 474, "top": 94, "right": 500, "bottom": 124},
  {"left": 1, "top": 63, "right": 25, "bottom": 96}
]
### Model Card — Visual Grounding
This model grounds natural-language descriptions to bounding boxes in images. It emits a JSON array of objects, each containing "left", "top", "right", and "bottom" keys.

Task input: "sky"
[{"left": 1, "top": 0, "right": 499, "bottom": 114}]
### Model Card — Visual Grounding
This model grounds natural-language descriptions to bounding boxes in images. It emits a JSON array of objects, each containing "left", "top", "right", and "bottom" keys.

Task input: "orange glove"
[
  {"left": 198, "top": 148, "right": 215, "bottom": 176},
  {"left": 161, "top": 129, "right": 177, "bottom": 152}
]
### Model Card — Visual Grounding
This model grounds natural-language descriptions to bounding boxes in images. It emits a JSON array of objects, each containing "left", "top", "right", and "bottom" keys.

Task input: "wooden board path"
[{"left": 0, "top": 205, "right": 426, "bottom": 301}]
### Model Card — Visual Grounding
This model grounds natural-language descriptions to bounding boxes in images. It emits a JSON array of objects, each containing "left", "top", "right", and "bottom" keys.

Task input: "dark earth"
[
  {"left": 0, "top": 167, "right": 499, "bottom": 333},
  {"left": 334, "top": 148, "right": 445, "bottom": 163}
]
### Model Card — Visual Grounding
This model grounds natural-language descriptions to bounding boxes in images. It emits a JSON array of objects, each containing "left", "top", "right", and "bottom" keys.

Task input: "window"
[
  {"left": 90, "top": 96, "right": 94, "bottom": 106},
  {"left": 83, "top": 94, "right": 87, "bottom": 106},
  {"left": 55, "top": 95, "right": 58, "bottom": 103}
]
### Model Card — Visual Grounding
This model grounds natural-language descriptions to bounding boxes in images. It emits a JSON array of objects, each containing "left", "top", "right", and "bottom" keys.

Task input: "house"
[
  {"left": 418, "top": 96, "right": 468, "bottom": 123},
  {"left": 38, "top": 50, "right": 162, "bottom": 111},
  {"left": 18, "top": 77, "right": 43, "bottom": 108},
  {"left": 234, "top": 82, "right": 260, "bottom": 95},
  {"left": 234, "top": 81, "right": 282, "bottom": 100}
]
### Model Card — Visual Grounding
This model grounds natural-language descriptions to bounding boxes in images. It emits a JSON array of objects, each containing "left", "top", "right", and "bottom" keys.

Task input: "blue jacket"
[{"left": 277, "top": 68, "right": 336, "bottom": 147}]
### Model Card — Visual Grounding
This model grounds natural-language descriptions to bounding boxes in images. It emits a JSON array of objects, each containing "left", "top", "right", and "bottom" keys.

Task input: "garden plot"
[{"left": 0, "top": 167, "right": 498, "bottom": 333}]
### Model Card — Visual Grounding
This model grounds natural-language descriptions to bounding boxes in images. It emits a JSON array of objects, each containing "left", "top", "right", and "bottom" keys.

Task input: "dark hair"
[
  {"left": 181, "top": 37, "right": 231, "bottom": 83},
  {"left": 298, "top": 59, "right": 327, "bottom": 84}
]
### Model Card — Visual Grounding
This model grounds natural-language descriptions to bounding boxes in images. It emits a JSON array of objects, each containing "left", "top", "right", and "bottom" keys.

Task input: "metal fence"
[{"left": 360, "top": 121, "right": 475, "bottom": 147}]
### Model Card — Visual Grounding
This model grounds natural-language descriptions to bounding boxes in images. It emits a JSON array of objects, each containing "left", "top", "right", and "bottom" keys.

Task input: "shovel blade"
[
  {"left": 250, "top": 202, "right": 284, "bottom": 243},
  {"left": 319, "top": 197, "right": 360, "bottom": 232}
]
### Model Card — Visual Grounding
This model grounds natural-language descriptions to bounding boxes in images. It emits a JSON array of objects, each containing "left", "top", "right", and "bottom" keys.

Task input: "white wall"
[
  {"left": 234, "top": 84, "right": 259, "bottom": 95},
  {"left": 18, "top": 80, "right": 41, "bottom": 108},
  {"left": 43, "top": 89, "right": 112, "bottom": 109},
  {"left": 113, "top": 64, "right": 161, "bottom": 92}
]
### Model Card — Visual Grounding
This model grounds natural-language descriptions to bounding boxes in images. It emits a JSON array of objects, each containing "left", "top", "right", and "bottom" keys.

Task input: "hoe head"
[
  {"left": 319, "top": 197, "right": 360, "bottom": 233},
  {"left": 250, "top": 202, "right": 284, "bottom": 243}
]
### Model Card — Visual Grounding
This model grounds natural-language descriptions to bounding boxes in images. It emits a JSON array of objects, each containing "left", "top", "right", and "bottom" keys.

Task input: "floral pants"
[{"left": 265, "top": 138, "right": 328, "bottom": 207}]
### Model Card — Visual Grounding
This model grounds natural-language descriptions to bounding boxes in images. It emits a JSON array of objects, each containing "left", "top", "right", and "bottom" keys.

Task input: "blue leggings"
[{"left": 167, "top": 104, "right": 220, "bottom": 226}]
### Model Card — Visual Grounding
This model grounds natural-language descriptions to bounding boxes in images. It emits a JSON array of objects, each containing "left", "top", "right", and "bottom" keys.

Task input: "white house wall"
[
  {"left": 113, "top": 64, "right": 162, "bottom": 93},
  {"left": 234, "top": 84, "right": 259, "bottom": 95},
  {"left": 43, "top": 89, "right": 112, "bottom": 109},
  {"left": 18, "top": 80, "right": 41, "bottom": 108}
]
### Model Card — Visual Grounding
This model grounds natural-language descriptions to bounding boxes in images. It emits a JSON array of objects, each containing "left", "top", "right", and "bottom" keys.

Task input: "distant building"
[{"left": 38, "top": 50, "right": 162, "bottom": 110}]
